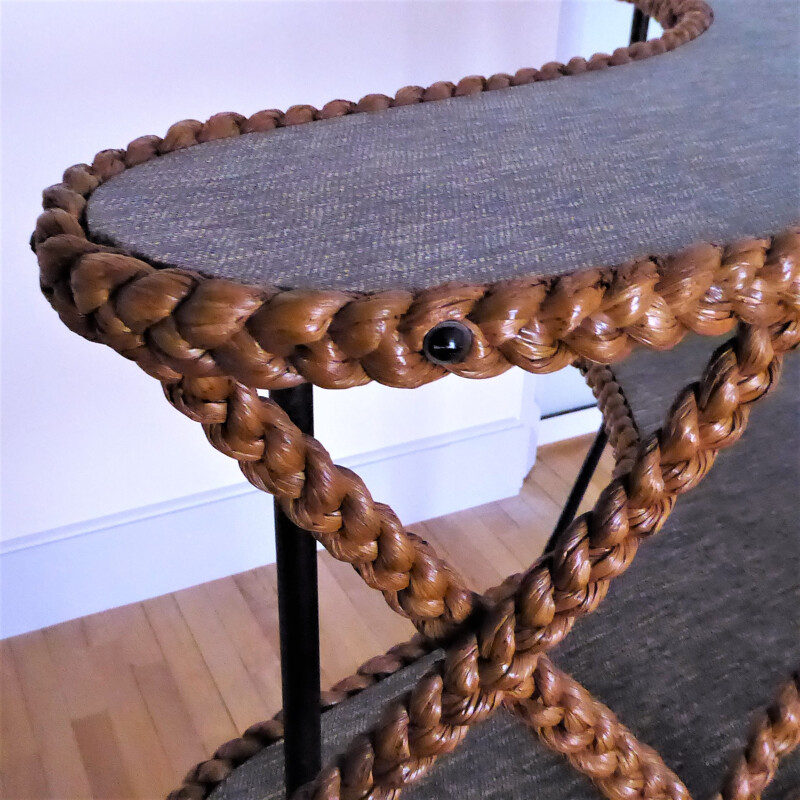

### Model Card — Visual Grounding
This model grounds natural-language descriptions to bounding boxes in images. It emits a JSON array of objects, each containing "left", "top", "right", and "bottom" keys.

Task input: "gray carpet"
[
  {"left": 87, "top": 1, "right": 799, "bottom": 292},
  {"left": 212, "top": 339, "right": 799, "bottom": 798}
]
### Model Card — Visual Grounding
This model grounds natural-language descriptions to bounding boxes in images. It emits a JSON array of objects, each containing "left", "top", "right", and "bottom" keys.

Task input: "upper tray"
[{"left": 85, "top": 0, "right": 798, "bottom": 293}]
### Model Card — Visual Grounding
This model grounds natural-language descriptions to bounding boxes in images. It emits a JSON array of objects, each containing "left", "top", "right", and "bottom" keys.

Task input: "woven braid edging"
[
  {"left": 37, "top": 223, "right": 800, "bottom": 394},
  {"left": 169, "top": 642, "right": 691, "bottom": 800},
  {"left": 714, "top": 668, "right": 800, "bottom": 800},
  {"left": 581, "top": 360, "right": 641, "bottom": 477},
  {"left": 507, "top": 657, "right": 690, "bottom": 800},
  {"left": 163, "top": 373, "right": 643, "bottom": 800},
  {"left": 168, "top": 508, "right": 674, "bottom": 800},
  {"left": 34, "top": 221, "right": 800, "bottom": 393},
  {"left": 147, "top": 227, "right": 798, "bottom": 647},
  {"left": 166, "top": 365, "right": 645, "bottom": 800},
  {"left": 28, "top": 0, "right": 796, "bottom": 792},
  {"left": 37, "top": 219, "right": 796, "bottom": 792},
  {"left": 292, "top": 319, "right": 800, "bottom": 799},
  {"left": 62, "top": 10, "right": 800, "bottom": 397},
  {"left": 168, "top": 636, "right": 437, "bottom": 800}
]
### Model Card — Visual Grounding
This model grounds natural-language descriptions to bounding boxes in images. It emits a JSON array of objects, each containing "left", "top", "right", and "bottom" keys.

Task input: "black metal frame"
[
  {"left": 543, "top": 424, "right": 609, "bottom": 554},
  {"left": 270, "top": 383, "right": 322, "bottom": 796},
  {"left": 630, "top": 7, "right": 651, "bottom": 44}
]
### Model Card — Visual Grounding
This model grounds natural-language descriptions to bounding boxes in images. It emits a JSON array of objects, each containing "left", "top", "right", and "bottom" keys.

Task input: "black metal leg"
[
  {"left": 630, "top": 7, "right": 651, "bottom": 44},
  {"left": 270, "top": 383, "right": 321, "bottom": 797},
  {"left": 544, "top": 425, "right": 608, "bottom": 554}
]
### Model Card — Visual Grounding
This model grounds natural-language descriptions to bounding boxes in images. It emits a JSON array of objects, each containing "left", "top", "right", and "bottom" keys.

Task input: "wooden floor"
[{"left": 1, "top": 434, "right": 614, "bottom": 800}]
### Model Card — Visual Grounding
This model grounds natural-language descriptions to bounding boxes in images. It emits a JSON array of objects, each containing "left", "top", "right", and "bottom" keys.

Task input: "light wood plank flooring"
[{"left": 1, "top": 434, "right": 613, "bottom": 800}]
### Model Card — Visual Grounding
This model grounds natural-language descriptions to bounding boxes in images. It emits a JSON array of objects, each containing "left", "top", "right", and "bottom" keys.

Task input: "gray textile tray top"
[{"left": 86, "top": 1, "right": 799, "bottom": 293}]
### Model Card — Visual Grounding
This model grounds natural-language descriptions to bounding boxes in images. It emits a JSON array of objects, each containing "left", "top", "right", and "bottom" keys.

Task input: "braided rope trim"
[
  {"left": 581, "top": 360, "right": 641, "bottom": 477},
  {"left": 168, "top": 636, "right": 437, "bottom": 800},
  {"left": 36, "top": 210, "right": 799, "bottom": 794},
  {"left": 36, "top": 220, "right": 799, "bottom": 794},
  {"left": 172, "top": 561, "right": 689, "bottom": 800},
  {"left": 49, "top": 7, "right": 800, "bottom": 396},
  {"left": 507, "top": 657, "right": 690, "bottom": 800},
  {"left": 170, "top": 643, "right": 693, "bottom": 800},
  {"left": 163, "top": 360, "right": 635, "bottom": 800},
  {"left": 36, "top": 222, "right": 799, "bottom": 395},
  {"left": 171, "top": 647, "right": 693, "bottom": 800},
  {"left": 170, "top": 647, "right": 800, "bottom": 800},
  {"left": 293, "top": 320, "right": 799, "bottom": 799},
  {"left": 37, "top": 224, "right": 799, "bottom": 392},
  {"left": 715, "top": 668, "right": 800, "bottom": 800},
  {"left": 164, "top": 369, "right": 640, "bottom": 800},
  {"left": 168, "top": 358, "right": 649, "bottom": 800}
]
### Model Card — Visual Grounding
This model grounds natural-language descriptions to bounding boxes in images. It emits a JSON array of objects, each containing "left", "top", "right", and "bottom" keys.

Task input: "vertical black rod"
[
  {"left": 270, "top": 382, "right": 321, "bottom": 797},
  {"left": 630, "top": 7, "right": 651, "bottom": 44},
  {"left": 544, "top": 425, "right": 608, "bottom": 554}
]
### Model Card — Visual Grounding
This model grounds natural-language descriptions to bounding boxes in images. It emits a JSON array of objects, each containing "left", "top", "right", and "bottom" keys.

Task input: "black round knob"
[{"left": 422, "top": 320, "right": 473, "bottom": 366}]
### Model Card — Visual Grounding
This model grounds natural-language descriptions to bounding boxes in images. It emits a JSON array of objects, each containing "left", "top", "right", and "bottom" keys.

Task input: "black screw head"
[{"left": 422, "top": 320, "right": 473, "bottom": 366}]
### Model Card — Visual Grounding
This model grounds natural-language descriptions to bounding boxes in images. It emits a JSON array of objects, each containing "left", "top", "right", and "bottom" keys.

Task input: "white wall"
[
  {"left": 0, "top": 0, "right": 558, "bottom": 635},
  {"left": 1, "top": 0, "right": 640, "bottom": 635},
  {"left": 558, "top": 0, "right": 663, "bottom": 59},
  {"left": 1, "top": 0, "right": 566, "bottom": 545}
]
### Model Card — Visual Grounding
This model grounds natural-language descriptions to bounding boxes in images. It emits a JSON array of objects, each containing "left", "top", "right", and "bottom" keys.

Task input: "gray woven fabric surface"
[
  {"left": 209, "top": 651, "right": 596, "bottom": 800},
  {"left": 211, "top": 339, "right": 800, "bottom": 798},
  {"left": 209, "top": 652, "right": 444, "bottom": 800},
  {"left": 87, "top": 1, "right": 799, "bottom": 292}
]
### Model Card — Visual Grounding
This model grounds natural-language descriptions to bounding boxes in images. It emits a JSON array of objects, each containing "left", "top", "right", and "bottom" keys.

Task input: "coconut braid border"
[
  {"left": 166, "top": 377, "right": 648, "bottom": 800},
  {"left": 31, "top": 1, "right": 770, "bottom": 401},
  {"left": 287, "top": 319, "right": 799, "bottom": 800},
  {"left": 714, "top": 668, "right": 800, "bottom": 800}
]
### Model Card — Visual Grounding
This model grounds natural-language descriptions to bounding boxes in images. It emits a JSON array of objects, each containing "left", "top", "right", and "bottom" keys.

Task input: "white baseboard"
[
  {"left": 1, "top": 417, "right": 534, "bottom": 638},
  {"left": 535, "top": 406, "right": 603, "bottom": 447}
]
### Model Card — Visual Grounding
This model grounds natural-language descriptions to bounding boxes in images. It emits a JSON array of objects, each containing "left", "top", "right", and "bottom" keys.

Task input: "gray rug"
[
  {"left": 212, "top": 338, "right": 799, "bottom": 797},
  {"left": 87, "top": 1, "right": 799, "bottom": 292}
]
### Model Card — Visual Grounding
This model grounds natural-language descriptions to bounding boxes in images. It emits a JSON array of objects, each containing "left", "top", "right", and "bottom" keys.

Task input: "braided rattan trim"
[
  {"left": 173, "top": 569, "right": 692, "bottom": 800},
  {"left": 715, "top": 668, "right": 800, "bottom": 800},
  {"left": 168, "top": 636, "right": 436, "bottom": 800},
  {"left": 291, "top": 320, "right": 799, "bottom": 799},
  {"left": 35, "top": 221, "right": 799, "bottom": 793},
  {"left": 170, "top": 644, "right": 692, "bottom": 800},
  {"left": 31, "top": 3, "right": 766, "bottom": 395},
  {"left": 35, "top": 207, "right": 800, "bottom": 795},
  {"left": 581, "top": 360, "right": 640, "bottom": 476},
  {"left": 170, "top": 654, "right": 800, "bottom": 800},
  {"left": 507, "top": 657, "right": 690, "bottom": 800},
  {"left": 37, "top": 224, "right": 798, "bottom": 392}
]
